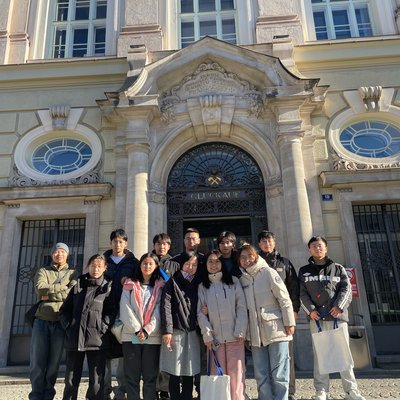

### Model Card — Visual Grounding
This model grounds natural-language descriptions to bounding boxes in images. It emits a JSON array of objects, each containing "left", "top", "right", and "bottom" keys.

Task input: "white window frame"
[
  {"left": 28, "top": 0, "right": 121, "bottom": 60},
  {"left": 311, "top": 0, "right": 373, "bottom": 40},
  {"left": 177, "top": 0, "right": 238, "bottom": 48},
  {"left": 162, "top": 0, "right": 254, "bottom": 49},
  {"left": 304, "top": 0, "right": 398, "bottom": 41}
]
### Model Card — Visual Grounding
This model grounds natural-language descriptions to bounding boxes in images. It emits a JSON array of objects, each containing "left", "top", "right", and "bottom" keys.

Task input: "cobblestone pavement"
[{"left": 0, "top": 375, "right": 399, "bottom": 400}]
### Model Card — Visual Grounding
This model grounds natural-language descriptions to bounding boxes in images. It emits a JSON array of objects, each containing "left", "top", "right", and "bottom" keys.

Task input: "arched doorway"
[{"left": 167, "top": 142, "right": 267, "bottom": 254}]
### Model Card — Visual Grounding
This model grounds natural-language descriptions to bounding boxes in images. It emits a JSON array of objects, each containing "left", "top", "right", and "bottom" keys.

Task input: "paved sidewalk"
[{"left": 0, "top": 370, "right": 399, "bottom": 399}]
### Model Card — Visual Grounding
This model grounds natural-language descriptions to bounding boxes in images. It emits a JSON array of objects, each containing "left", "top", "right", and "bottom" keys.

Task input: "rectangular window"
[
  {"left": 355, "top": 6, "right": 372, "bottom": 36},
  {"left": 179, "top": 0, "right": 237, "bottom": 47},
  {"left": 200, "top": 19, "right": 217, "bottom": 38},
  {"left": 313, "top": 11, "right": 329, "bottom": 40},
  {"left": 10, "top": 218, "right": 86, "bottom": 338},
  {"left": 312, "top": 0, "right": 373, "bottom": 40},
  {"left": 51, "top": 0, "right": 107, "bottom": 58},
  {"left": 332, "top": 9, "right": 351, "bottom": 39}
]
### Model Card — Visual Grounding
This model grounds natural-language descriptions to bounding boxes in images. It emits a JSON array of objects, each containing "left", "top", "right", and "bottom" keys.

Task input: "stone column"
[
  {"left": 114, "top": 135, "right": 128, "bottom": 228},
  {"left": 301, "top": 106, "right": 325, "bottom": 236},
  {"left": 1, "top": 0, "right": 30, "bottom": 64},
  {"left": 274, "top": 102, "right": 313, "bottom": 268},
  {"left": 125, "top": 142, "right": 150, "bottom": 256}
]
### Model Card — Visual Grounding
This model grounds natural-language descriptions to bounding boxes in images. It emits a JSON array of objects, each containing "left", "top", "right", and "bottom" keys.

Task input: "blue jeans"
[
  {"left": 29, "top": 318, "right": 65, "bottom": 400},
  {"left": 251, "top": 341, "right": 290, "bottom": 400}
]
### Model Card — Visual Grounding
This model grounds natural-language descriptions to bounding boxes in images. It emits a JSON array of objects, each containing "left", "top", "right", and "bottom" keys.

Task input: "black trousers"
[
  {"left": 169, "top": 375, "right": 193, "bottom": 400},
  {"left": 63, "top": 350, "right": 106, "bottom": 400},
  {"left": 122, "top": 342, "right": 160, "bottom": 400}
]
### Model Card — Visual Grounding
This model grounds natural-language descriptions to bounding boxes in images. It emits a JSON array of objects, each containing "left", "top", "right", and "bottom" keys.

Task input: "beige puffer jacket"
[{"left": 239, "top": 257, "right": 295, "bottom": 347}]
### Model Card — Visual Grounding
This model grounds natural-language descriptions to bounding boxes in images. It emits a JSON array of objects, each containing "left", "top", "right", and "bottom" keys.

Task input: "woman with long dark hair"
[
  {"left": 119, "top": 253, "right": 165, "bottom": 400},
  {"left": 197, "top": 250, "right": 248, "bottom": 400}
]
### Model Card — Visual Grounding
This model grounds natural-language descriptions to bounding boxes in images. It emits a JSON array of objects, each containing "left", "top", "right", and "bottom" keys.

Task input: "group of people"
[{"left": 28, "top": 227, "right": 366, "bottom": 400}]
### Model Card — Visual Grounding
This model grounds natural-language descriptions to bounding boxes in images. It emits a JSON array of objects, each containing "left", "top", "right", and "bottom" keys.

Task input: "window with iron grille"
[
  {"left": 10, "top": 218, "right": 86, "bottom": 336},
  {"left": 311, "top": 0, "right": 373, "bottom": 40},
  {"left": 50, "top": 0, "right": 107, "bottom": 58},
  {"left": 179, "top": 0, "right": 237, "bottom": 48}
]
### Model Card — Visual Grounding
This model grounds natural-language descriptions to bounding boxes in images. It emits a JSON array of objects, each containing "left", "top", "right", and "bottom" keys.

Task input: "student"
[
  {"left": 103, "top": 229, "right": 139, "bottom": 400},
  {"left": 152, "top": 232, "right": 180, "bottom": 279},
  {"left": 119, "top": 253, "right": 165, "bottom": 400},
  {"left": 299, "top": 236, "right": 366, "bottom": 400},
  {"left": 152, "top": 233, "right": 179, "bottom": 400},
  {"left": 238, "top": 244, "right": 295, "bottom": 400},
  {"left": 171, "top": 227, "right": 205, "bottom": 268},
  {"left": 216, "top": 231, "right": 241, "bottom": 278},
  {"left": 257, "top": 230, "right": 300, "bottom": 400},
  {"left": 197, "top": 250, "right": 247, "bottom": 400},
  {"left": 160, "top": 253, "right": 201, "bottom": 400},
  {"left": 60, "top": 254, "right": 115, "bottom": 400},
  {"left": 29, "top": 242, "right": 78, "bottom": 400}
]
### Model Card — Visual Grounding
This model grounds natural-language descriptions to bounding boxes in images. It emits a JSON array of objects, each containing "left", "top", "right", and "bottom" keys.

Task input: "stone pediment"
[{"left": 160, "top": 60, "right": 264, "bottom": 121}]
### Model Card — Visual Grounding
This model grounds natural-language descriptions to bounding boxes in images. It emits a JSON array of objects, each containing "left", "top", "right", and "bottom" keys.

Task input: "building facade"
[{"left": 0, "top": 0, "right": 400, "bottom": 368}]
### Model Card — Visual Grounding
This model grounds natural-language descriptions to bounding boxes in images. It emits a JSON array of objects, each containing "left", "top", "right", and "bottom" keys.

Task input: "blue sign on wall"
[{"left": 322, "top": 194, "right": 333, "bottom": 201}]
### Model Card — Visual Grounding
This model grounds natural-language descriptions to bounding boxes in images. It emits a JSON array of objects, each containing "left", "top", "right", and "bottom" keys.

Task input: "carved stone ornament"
[
  {"left": 358, "top": 86, "right": 382, "bottom": 111},
  {"left": 330, "top": 147, "right": 400, "bottom": 171},
  {"left": 9, "top": 162, "right": 102, "bottom": 187},
  {"left": 149, "top": 181, "right": 166, "bottom": 204},
  {"left": 50, "top": 105, "right": 71, "bottom": 130},
  {"left": 159, "top": 61, "right": 265, "bottom": 122}
]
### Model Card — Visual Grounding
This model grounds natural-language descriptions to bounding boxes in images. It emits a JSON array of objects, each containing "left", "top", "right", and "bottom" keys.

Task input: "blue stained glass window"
[
  {"left": 32, "top": 139, "right": 92, "bottom": 175},
  {"left": 340, "top": 121, "right": 400, "bottom": 158}
]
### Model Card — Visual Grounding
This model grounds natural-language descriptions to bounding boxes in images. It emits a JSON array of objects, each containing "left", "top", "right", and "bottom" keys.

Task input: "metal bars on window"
[
  {"left": 10, "top": 218, "right": 86, "bottom": 335},
  {"left": 353, "top": 204, "right": 400, "bottom": 324}
]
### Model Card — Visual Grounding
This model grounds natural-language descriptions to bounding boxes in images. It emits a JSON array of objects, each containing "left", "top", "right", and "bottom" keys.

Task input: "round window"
[
  {"left": 340, "top": 121, "right": 400, "bottom": 158},
  {"left": 32, "top": 139, "right": 92, "bottom": 175}
]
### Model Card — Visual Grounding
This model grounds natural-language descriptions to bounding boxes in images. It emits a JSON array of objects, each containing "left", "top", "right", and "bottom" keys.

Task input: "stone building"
[{"left": 0, "top": 0, "right": 399, "bottom": 369}]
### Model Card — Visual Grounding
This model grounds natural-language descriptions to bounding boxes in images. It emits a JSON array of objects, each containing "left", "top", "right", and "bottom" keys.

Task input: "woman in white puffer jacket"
[{"left": 238, "top": 244, "right": 295, "bottom": 400}]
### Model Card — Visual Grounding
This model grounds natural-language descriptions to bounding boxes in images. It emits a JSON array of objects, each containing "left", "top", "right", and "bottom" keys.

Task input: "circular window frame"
[
  {"left": 329, "top": 110, "right": 400, "bottom": 164},
  {"left": 15, "top": 124, "right": 102, "bottom": 182}
]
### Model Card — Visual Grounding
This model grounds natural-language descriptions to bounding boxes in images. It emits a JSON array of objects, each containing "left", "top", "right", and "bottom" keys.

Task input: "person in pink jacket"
[{"left": 119, "top": 253, "right": 165, "bottom": 400}]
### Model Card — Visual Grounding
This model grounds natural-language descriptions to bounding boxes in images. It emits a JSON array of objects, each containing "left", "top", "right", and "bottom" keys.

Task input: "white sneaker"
[
  {"left": 344, "top": 390, "right": 366, "bottom": 400},
  {"left": 313, "top": 390, "right": 327, "bottom": 400}
]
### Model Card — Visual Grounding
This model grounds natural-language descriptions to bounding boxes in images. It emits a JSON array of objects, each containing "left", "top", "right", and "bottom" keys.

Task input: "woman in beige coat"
[
  {"left": 238, "top": 244, "right": 295, "bottom": 400},
  {"left": 197, "top": 250, "right": 248, "bottom": 400}
]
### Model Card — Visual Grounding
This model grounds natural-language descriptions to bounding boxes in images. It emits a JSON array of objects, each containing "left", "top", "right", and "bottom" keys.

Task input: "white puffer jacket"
[
  {"left": 239, "top": 257, "right": 295, "bottom": 347},
  {"left": 197, "top": 274, "right": 248, "bottom": 345}
]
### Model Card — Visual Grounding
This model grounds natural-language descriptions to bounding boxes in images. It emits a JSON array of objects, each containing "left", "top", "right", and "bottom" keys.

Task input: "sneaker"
[
  {"left": 288, "top": 395, "right": 297, "bottom": 400},
  {"left": 313, "top": 390, "right": 327, "bottom": 400},
  {"left": 344, "top": 390, "right": 366, "bottom": 400},
  {"left": 159, "top": 391, "right": 170, "bottom": 400}
]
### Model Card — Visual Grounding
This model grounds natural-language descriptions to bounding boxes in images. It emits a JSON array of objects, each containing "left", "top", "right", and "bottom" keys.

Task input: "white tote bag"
[
  {"left": 312, "top": 319, "right": 354, "bottom": 375},
  {"left": 200, "top": 349, "right": 231, "bottom": 400}
]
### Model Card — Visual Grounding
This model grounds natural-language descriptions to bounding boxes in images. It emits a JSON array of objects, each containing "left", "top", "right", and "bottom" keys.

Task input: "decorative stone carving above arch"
[{"left": 159, "top": 60, "right": 265, "bottom": 124}]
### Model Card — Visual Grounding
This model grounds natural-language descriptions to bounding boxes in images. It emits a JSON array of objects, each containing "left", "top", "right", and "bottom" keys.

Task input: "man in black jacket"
[
  {"left": 103, "top": 229, "right": 139, "bottom": 400},
  {"left": 258, "top": 230, "right": 300, "bottom": 400},
  {"left": 299, "top": 236, "right": 365, "bottom": 400}
]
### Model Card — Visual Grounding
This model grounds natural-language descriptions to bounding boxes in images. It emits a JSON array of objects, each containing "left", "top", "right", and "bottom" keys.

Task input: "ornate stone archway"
[{"left": 167, "top": 142, "right": 267, "bottom": 253}]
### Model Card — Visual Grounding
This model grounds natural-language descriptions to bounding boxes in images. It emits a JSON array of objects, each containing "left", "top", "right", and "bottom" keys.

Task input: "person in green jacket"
[{"left": 29, "top": 243, "right": 78, "bottom": 400}]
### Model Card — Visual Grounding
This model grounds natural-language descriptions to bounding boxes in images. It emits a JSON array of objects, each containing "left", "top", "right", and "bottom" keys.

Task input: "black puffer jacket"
[
  {"left": 298, "top": 257, "right": 352, "bottom": 322},
  {"left": 259, "top": 250, "right": 300, "bottom": 313},
  {"left": 104, "top": 249, "right": 139, "bottom": 304},
  {"left": 59, "top": 273, "right": 116, "bottom": 351},
  {"left": 161, "top": 270, "right": 201, "bottom": 334}
]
